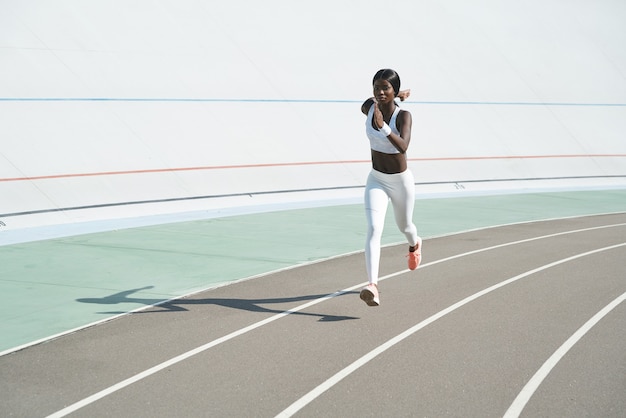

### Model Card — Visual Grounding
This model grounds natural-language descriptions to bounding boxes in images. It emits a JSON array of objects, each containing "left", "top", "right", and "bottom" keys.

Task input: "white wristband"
[{"left": 380, "top": 123, "right": 392, "bottom": 136}]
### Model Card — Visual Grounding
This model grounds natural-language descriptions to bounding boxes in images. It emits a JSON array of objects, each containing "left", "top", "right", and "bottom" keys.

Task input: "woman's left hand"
[{"left": 397, "top": 89, "right": 411, "bottom": 102}]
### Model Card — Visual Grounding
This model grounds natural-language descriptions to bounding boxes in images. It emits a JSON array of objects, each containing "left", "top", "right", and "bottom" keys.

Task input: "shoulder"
[
  {"left": 395, "top": 108, "right": 412, "bottom": 130},
  {"left": 398, "top": 108, "right": 412, "bottom": 121},
  {"left": 361, "top": 98, "right": 375, "bottom": 115}
]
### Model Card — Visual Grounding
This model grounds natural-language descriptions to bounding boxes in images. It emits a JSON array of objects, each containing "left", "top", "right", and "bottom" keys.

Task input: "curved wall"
[{"left": 1, "top": 0, "right": 625, "bottom": 231}]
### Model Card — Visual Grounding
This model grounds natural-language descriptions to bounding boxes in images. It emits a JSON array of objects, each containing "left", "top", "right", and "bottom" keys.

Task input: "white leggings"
[{"left": 364, "top": 169, "right": 418, "bottom": 284}]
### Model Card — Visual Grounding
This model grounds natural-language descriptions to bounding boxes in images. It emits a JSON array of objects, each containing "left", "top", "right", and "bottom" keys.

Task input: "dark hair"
[{"left": 373, "top": 69, "right": 401, "bottom": 96}]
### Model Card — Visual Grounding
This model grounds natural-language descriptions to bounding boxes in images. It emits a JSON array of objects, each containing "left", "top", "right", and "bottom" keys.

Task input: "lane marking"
[
  {"left": 276, "top": 243, "right": 626, "bottom": 417},
  {"left": 503, "top": 290, "right": 626, "bottom": 418},
  {"left": 43, "top": 223, "right": 626, "bottom": 417}
]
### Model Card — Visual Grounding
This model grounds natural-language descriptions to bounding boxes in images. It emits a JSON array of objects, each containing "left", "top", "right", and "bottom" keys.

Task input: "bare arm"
[
  {"left": 379, "top": 108, "right": 412, "bottom": 153},
  {"left": 361, "top": 97, "right": 375, "bottom": 115}
]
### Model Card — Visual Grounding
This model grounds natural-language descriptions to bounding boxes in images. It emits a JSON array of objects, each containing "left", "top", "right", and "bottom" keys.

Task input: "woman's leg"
[
  {"left": 389, "top": 170, "right": 418, "bottom": 247},
  {"left": 364, "top": 172, "right": 389, "bottom": 285}
]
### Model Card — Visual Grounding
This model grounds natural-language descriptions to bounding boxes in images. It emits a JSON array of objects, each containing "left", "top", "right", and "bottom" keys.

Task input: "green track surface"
[{"left": 1, "top": 190, "right": 625, "bottom": 353}]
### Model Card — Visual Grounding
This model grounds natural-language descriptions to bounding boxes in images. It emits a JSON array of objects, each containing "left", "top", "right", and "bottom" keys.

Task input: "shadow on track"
[{"left": 76, "top": 286, "right": 359, "bottom": 322}]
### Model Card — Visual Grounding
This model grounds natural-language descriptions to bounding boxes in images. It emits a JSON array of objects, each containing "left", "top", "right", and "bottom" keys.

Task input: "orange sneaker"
[
  {"left": 359, "top": 284, "right": 380, "bottom": 306},
  {"left": 407, "top": 237, "right": 422, "bottom": 270}
]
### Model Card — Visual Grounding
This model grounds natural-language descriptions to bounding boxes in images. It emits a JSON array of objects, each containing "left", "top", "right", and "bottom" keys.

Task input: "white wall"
[{"left": 1, "top": 0, "right": 625, "bottom": 231}]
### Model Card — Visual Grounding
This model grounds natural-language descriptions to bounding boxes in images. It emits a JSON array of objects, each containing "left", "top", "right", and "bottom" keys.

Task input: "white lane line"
[
  {"left": 503, "top": 290, "right": 626, "bottom": 418},
  {"left": 45, "top": 224, "right": 625, "bottom": 417},
  {"left": 275, "top": 243, "right": 626, "bottom": 417}
]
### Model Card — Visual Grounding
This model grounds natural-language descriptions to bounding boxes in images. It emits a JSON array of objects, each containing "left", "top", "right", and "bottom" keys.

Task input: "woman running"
[{"left": 359, "top": 68, "right": 422, "bottom": 307}]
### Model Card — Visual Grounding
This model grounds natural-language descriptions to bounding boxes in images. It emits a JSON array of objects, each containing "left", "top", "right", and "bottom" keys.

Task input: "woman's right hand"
[{"left": 372, "top": 98, "right": 384, "bottom": 129}]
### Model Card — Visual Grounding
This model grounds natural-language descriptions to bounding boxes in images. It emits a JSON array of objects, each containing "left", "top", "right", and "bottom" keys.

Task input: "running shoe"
[
  {"left": 407, "top": 237, "right": 422, "bottom": 270},
  {"left": 359, "top": 284, "right": 380, "bottom": 307}
]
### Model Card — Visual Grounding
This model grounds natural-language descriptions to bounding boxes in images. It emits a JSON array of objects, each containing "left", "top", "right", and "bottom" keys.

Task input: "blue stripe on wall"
[{"left": 1, "top": 98, "right": 625, "bottom": 106}]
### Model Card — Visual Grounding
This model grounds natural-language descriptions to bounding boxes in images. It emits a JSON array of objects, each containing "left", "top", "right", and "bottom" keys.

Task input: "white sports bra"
[{"left": 365, "top": 104, "right": 402, "bottom": 154}]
